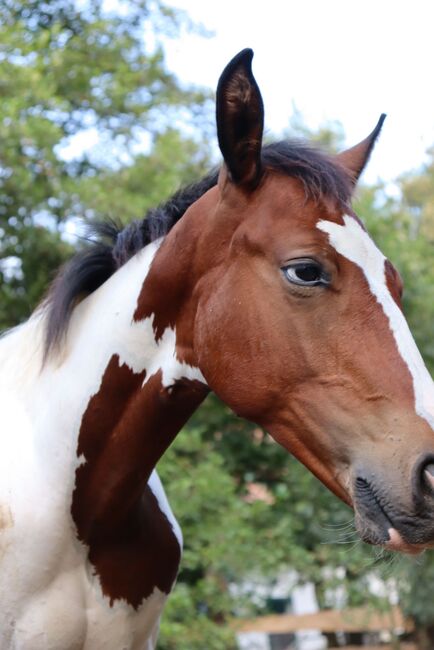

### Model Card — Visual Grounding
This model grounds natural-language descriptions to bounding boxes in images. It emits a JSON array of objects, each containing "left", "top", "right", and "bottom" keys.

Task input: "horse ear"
[
  {"left": 335, "top": 114, "right": 386, "bottom": 185},
  {"left": 216, "top": 48, "right": 264, "bottom": 188}
]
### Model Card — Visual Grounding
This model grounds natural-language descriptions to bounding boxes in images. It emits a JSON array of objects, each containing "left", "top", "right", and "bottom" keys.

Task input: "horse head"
[{"left": 151, "top": 49, "right": 434, "bottom": 553}]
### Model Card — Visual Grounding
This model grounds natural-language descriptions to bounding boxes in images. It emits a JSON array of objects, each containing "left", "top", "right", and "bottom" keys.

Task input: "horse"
[{"left": 1, "top": 47, "right": 434, "bottom": 649}]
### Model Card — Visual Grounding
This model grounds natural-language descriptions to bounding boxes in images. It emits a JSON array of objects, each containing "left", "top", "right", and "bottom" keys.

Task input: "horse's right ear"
[{"left": 216, "top": 49, "right": 264, "bottom": 189}]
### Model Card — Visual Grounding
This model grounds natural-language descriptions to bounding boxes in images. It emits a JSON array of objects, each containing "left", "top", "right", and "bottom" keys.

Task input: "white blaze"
[{"left": 318, "top": 214, "right": 434, "bottom": 431}]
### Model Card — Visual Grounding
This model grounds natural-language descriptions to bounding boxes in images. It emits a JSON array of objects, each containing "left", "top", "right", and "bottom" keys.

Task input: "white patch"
[
  {"left": 0, "top": 238, "right": 203, "bottom": 648},
  {"left": 137, "top": 320, "right": 206, "bottom": 388},
  {"left": 318, "top": 215, "right": 434, "bottom": 430},
  {"left": 148, "top": 470, "right": 183, "bottom": 549}
]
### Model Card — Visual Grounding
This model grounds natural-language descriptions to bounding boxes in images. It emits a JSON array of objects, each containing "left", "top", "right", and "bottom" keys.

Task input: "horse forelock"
[{"left": 261, "top": 141, "right": 352, "bottom": 207}]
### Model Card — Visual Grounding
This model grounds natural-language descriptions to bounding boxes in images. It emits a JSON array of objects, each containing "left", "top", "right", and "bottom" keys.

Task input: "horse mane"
[{"left": 44, "top": 140, "right": 352, "bottom": 356}]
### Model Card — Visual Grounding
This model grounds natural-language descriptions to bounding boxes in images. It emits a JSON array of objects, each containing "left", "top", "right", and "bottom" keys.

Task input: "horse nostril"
[{"left": 424, "top": 463, "right": 434, "bottom": 491}]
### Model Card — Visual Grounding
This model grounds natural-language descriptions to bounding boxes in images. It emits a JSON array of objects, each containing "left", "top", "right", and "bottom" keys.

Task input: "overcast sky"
[{"left": 164, "top": 0, "right": 434, "bottom": 186}]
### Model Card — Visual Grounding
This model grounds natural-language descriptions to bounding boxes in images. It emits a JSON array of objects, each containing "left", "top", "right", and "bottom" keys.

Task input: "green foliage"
[
  {"left": 74, "top": 129, "right": 211, "bottom": 224},
  {"left": 0, "top": 224, "right": 72, "bottom": 328},
  {"left": 397, "top": 552, "right": 434, "bottom": 626},
  {"left": 400, "top": 146, "right": 434, "bottom": 241},
  {"left": 285, "top": 107, "right": 346, "bottom": 152},
  {"left": 0, "top": 0, "right": 211, "bottom": 329}
]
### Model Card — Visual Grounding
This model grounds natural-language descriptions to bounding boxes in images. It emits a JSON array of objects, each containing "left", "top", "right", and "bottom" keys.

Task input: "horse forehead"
[
  {"left": 317, "top": 213, "right": 385, "bottom": 276},
  {"left": 258, "top": 175, "right": 325, "bottom": 220},
  {"left": 237, "top": 182, "right": 343, "bottom": 245}
]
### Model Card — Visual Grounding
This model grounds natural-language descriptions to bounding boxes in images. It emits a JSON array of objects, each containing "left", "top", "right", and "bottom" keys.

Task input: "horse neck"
[{"left": 35, "top": 236, "right": 208, "bottom": 540}]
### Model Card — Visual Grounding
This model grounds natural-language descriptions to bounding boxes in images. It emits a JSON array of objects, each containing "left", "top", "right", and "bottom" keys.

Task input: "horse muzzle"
[{"left": 352, "top": 455, "right": 434, "bottom": 554}]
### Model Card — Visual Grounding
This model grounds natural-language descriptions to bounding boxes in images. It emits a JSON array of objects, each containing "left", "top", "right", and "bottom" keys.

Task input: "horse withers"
[{"left": 1, "top": 48, "right": 434, "bottom": 648}]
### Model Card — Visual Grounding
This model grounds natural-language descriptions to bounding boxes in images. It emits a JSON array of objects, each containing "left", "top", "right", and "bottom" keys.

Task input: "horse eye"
[{"left": 283, "top": 260, "right": 329, "bottom": 287}]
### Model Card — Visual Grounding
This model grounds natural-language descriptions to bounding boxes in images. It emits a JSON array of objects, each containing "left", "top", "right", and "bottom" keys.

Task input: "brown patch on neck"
[
  {"left": 132, "top": 185, "right": 260, "bottom": 394},
  {"left": 133, "top": 232, "right": 198, "bottom": 344},
  {"left": 71, "top": 354, "right": 208, "bottom": 607},
  {"left": 85, "top": 485, "right": 181, "bottom": 608}
]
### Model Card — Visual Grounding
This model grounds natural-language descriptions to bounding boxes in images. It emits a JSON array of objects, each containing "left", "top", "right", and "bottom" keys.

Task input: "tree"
[
  {"left": 0, "top": 0, "right": 211, "bottom": 329},
  {"left": 400, "top": 147, "right": 434, "bottom": 241}
]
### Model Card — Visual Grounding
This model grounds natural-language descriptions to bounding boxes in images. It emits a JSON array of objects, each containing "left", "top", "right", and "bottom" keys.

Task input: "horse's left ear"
[
  {"left": 216, "top": 48, "right": 264, "bottom": 189},
  {"left": 335, "top": 114, "right": 386, "bottom": 185}
]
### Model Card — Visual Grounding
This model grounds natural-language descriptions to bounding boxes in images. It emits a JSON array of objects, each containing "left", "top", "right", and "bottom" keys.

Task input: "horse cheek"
[{"left": 194, "top": 294, "right": 281, "bottom": 420}]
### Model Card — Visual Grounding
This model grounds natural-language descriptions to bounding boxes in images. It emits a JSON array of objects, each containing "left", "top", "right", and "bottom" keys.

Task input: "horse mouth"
[
  {"left": 352, "top": 476, "right": 433, "bottom": 555},
  {"left": 384, "top": 528, "right": 428, "bottom": 555},
  {"left": 355, "top": 509, "right": 427, "bottom": 555}
]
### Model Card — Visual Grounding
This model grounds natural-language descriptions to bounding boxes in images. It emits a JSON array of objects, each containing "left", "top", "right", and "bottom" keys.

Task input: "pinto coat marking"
[{"left": 0, "top": 245, "right": 206, "bottom": 648}]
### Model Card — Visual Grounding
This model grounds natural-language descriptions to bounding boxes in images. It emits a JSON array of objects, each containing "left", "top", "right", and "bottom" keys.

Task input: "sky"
[{"left": 163, "top": 0, "right": 434, "bottom": 187}]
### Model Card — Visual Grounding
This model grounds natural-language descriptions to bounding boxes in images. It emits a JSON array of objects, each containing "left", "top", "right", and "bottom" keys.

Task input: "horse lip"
[
  {"left": 353, "top": 476, "right": 399, "bottom": 546},
  {"left": 353, "top": 478, "right": 433, "bottom": 553},
  {"left": 385, "top": 528, "right": 425, "bottom": 555},
  {"left": 353, "top": 477, "right": 393, "bottom": 529}
]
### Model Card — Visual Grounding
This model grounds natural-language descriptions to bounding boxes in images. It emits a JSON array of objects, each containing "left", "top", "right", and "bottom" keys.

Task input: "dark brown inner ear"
[
  {"left": 216, "top": 48, "right": 264, "bottom": 189},
  {"left": 335, "top": 114, "right": 386, "bottom": 186}
]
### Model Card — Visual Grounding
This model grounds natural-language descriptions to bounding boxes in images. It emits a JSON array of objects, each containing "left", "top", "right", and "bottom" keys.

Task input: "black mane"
[{"left": 44, "top": 140, "right": 352, "bottom": 356}]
